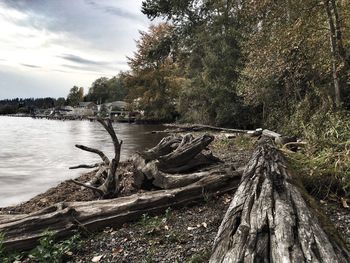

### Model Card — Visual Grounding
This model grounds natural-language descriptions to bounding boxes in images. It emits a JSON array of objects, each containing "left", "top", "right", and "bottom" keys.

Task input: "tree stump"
[
  {"left": 132, "top": 133, "right": 222, "bottom": 189},
  {"left": 210, "top": 138, "right": 350, "bottom": 262}
]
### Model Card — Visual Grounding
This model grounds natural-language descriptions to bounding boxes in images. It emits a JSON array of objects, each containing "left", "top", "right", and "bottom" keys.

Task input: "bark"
[
  {"left": 153, "top": 124, "right": 262, "bottom": 135},
  {"left": 132, "top": 153, "right": 222, "bottom": 189},
  {"left": 210, "top": 138, "right": 350, "bottom": 263},
  {"left": 0, "top": 171, "right": 240, "bottom": 252},
  {"left": 74, "top": 145, "right": 110, "bottom": 165},
  {"left": 139, "top": 135, "right": 182, "bottom": 162},
  {"left": 330, "top": 0, "right": 349, "bottom": 69},
  {"left": 157, "top": 134, "right": 215, "bottom": 169},
  {"left": 324, "top": 0, "right": 342, "bottom": 107},
  {"left": 132, "top": 134, "right": 222, "bottom": 189},
  {"left": 262, "top": 129, "right": 298, "bottom": 150},
  {"left": 69, "top": 163, "right": 101, "bottom": 170}
]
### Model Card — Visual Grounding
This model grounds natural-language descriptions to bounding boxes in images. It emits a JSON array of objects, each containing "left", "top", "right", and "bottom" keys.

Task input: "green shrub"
[
  {"left": 0, "top": 233, "right": 23, "bottom": 263},
  {"left": 29, "top": 230, "right": 82, "bottom": 263}
]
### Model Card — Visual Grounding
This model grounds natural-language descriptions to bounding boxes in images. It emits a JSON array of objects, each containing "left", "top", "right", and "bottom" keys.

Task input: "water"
[{"left": 0, "top": 116, "right": 166, "bottom": 207}]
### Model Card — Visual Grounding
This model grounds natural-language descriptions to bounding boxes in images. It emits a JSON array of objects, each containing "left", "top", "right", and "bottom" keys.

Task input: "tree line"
[
  {"left": 0, "top": 98, "right": 64, "bottom": 115},
  {"left": 127, "top": 0, "right": 350, "bottom": 129},
  {"left": 83, "top": 0, "right": 350, "bottom": 128}
]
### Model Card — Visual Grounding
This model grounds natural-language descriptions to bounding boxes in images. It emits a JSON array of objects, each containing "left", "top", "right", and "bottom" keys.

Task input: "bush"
[
  {"left": 28, "top": 230, "right": 82, "bottom": 263},
  {"left": 287, "top": 110, "right": 350, "bottom": 199},
  {"left": 0, "top": 233, "right": 22, "bottom": 263}
]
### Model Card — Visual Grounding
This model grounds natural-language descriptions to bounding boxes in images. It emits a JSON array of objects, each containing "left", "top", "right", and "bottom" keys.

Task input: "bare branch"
[
  {"left": 97, "top": 118, "right": 122, "bottom": 163},
  {"left": 69, "top": 163, "right": 101, "bottom": 169},
  {"left": 70, "top": 179, "right": 104, "bottom": 196},
  {"left": 75, "top": 144, "right": 110, "bottom": 165}
]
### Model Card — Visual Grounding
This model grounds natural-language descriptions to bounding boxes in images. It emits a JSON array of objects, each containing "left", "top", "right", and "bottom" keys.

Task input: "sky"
[{"left": 0, "top": 0, "right": 151, "bottom": 99}]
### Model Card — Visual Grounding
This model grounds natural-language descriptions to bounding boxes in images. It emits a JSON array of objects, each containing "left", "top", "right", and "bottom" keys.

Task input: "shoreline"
[
  {"left": 0, "top": 132, "right": 249, "bottom": 213},
  {"left": 1, "top": 114, "right": 170, "bottom": 124},
  {"left": 0, "top": 161, "right": 136, "bottom": 214}
]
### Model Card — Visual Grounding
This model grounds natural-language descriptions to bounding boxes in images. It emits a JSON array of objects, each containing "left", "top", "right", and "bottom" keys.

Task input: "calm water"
[{"left": 0, "top": 116, "right": 165, "bottom": 207}]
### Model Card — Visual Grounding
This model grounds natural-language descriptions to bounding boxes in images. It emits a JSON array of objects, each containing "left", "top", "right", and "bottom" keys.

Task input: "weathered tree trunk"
[
  {"left": 152, "top": 123, "right": 262, "bottom": 136},
  {"left": 210, "top": 138, "right": 350, "bottom": 263},
  {"left": 0, "top": 171, "right": 241, "bottom": 252},
  {"left": 70, "top": 118, "right": 122, "bottom": 198},
  {"left": 324, "top": 0, "right": 342, "bottom": 107},
  {"left": 139, "top": 135, "right": 182, "bottom": 162},
  {"left": 133, "top": 133, "right": 222, "bottom": 189},
  {"left": 330, "top": 0, "right": 350, "bottom": 70}
]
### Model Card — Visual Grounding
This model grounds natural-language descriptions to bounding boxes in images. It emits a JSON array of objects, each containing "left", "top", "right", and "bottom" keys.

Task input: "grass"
[
  {"left": 212, "top": 134, "right": 254, "bottom": 154},
  {"left": 283, "top": 110, "right": 350, "bottom": 199}
]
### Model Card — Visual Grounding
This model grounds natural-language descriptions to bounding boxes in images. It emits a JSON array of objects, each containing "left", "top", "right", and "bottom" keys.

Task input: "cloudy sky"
[{"left": 0, "top": 0, "right": 151, "bottom": 99}]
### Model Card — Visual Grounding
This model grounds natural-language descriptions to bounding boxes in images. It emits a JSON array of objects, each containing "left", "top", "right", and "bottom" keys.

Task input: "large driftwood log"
[
  {"left": 0, "top": 171, "right": 241, "bottom": 252},
  {"left": 133, "top": 133, "right": 222, "bottom": 189},
  {"left": 157, "top": 134, "right": 216, "bottom": 170},
  {"left": 140, "top": 135, "right": 182, "bottom": 162},
  {"left": 152, "top": 123, "right": 262, "bottom": 135},
  {"left": 70, "top": 118, "right": 122, "bottom": 198},
  {"left": 210, "top": 138, "right": 350, "bottom": 263}
]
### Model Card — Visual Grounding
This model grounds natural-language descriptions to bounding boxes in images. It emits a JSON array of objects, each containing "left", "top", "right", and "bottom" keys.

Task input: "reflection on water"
[{"left": 0, "top": 116, "right": 166, "bottom": 207}]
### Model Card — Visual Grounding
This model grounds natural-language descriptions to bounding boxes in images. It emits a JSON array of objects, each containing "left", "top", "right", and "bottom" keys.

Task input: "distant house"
[
  {"left": 57, "top": 106, "right": 74, "bottom": 116},
  {"left": 74, "top": 102, "right": 97, "bottom": 116},
  {"left": 102, "top": 101, "right": 130, "bottom": 117},
  {"left": 78, "top": 102, "right": 97, "bottom": 110}
]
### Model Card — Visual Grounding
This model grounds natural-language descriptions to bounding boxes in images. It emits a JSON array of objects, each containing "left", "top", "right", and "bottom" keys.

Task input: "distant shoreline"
[{"left": 1, "top": 114, "right": 167, "bottom": 124}]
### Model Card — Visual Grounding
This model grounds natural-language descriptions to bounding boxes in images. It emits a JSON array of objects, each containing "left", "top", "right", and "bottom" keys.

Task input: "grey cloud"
[
  {"left": 21, "top": 64, "right": 41, "bottom": 68},
  {"left": 85, "top": 0, "right": 143, "bottom": 22},
  {"left": 61, "top": 64, "right": 99, "bottom": 71},
  {"left": 61, "top": 62, "right": 127, "bottom": 72},
  {"left": 1, "top": 0, "right": 149, "bottom": 53},
  {"left": 59, "top": 54, "right": 107, "bottom": 66}
]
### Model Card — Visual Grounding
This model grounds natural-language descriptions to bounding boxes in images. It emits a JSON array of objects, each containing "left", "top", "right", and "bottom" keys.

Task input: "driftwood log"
[
  {"left": 152, "top": 123, "right": 262, "bottom": 135},
  {"left": 70, "top": 118, "right": 122, "bottom": 198},
  {"left": 0, "top": 171, "right": 241, "bottom": 251},
  {"left": 132, "top": 133, "right": 222, "bottom": 189},
  {"left": 210, "top": 138, "right": 350, "bottom": 262}
]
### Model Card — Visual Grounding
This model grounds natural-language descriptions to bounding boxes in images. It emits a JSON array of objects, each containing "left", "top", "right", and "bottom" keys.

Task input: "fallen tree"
[
  {"left": 132, "top": 133, "right": 222, "bottom": 189},
  {"left": 153, "top": 125, "right": 302, "bottom": 152},
  {"left": 69, "top": 118, "right": 122, "bottom": 198},
  {"left": 210, "top": 138, "right": 350, "bottom": 262},
  {"left": 0, "top": 170, "right": 241, "bottom": 251},
  {"left": 152, "top": 123, "right": 261, "bottom": 135}
]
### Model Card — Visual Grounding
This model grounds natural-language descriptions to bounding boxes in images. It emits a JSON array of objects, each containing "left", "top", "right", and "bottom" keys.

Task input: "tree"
[
  {"left": 107, "top": 73, "right": 129, "bottom": 102},
  {"left": 87, "top": 77, "right": 109, "bottom": 104},
  {"left": 126, "top": 23, "right": 184, "bottom": 121},
  {"left": 85, "top": 75, "right": 129, "bottom": 104},
  {"left": 67, "top": 86, "right": 82, "bottom": 106},
  {"left": 55, "top": 97, "right": 66, "bottom": 107},
  {"left": 141, "top": 0, "right": 350, "bottom": 129},
  {"left": 142, "top": 0, "right": 247, "bottom": 127}
]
